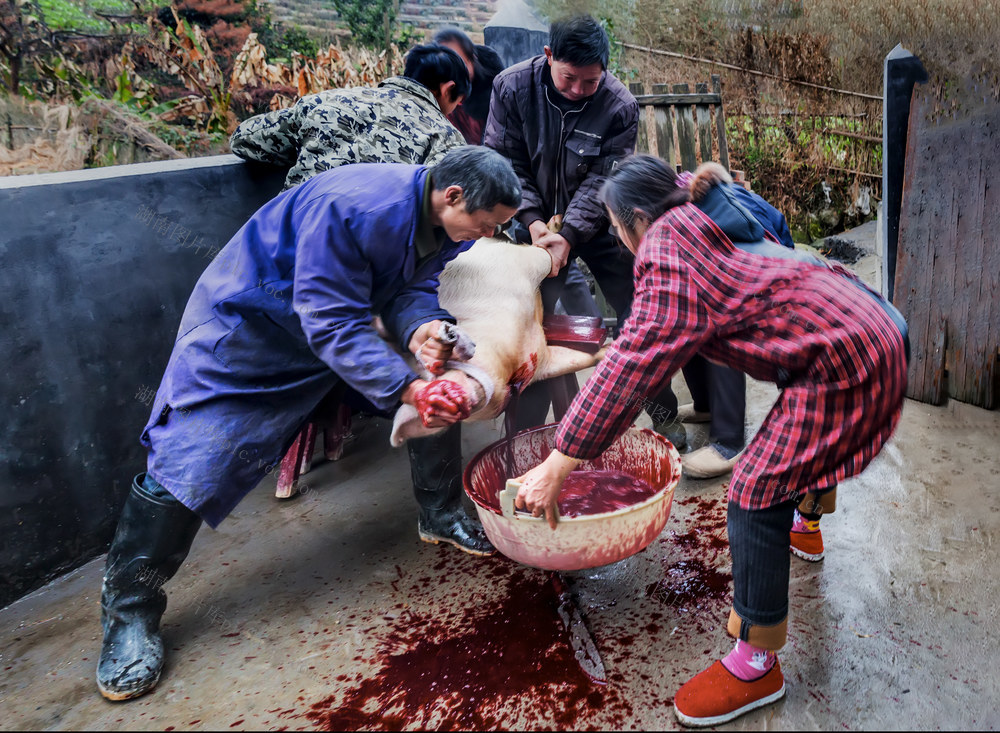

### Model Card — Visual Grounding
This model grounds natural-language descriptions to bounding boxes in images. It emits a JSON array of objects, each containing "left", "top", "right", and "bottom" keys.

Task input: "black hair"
[
  {"left": 433, "top": 27, "right": 475, "bottom": 66},
  {"left": 432, "top": 146, "right": 521, "bottom": 213},
  {"left": 549, "top": 14, "right": 610, "bottom": 70},
  {"left": 403, "top": 44, "right": 472, "bottom": 102},
  {"left": 600, "top": 155, "right": 690, "bottom": 240},
  {"left": 462, "top": 44, "right": 505, "bottom": 123}
]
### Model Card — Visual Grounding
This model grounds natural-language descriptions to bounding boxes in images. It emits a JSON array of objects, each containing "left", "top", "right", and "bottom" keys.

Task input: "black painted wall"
[{"left": 0, "top": 156, "right": 285, "bottom": 608}]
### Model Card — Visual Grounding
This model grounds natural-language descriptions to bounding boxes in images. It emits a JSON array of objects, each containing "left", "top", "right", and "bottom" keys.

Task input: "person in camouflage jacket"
[{"left": 230, "top": 45, "right": 470, "bottom": 190}]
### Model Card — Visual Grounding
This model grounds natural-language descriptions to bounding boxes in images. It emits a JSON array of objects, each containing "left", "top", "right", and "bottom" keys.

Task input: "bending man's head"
[
  {"left": 429, "top": 146, "right": 521, "bottom": 242},
  {"left": 544, "top": 15, "right": 609, "bottom": 102},
  {"left": 404, "top": 44, "right": 472, "bottom": 116}
]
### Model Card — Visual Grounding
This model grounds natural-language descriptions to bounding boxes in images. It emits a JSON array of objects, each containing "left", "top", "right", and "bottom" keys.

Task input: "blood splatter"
[
  {"left": 288, "top": 561, "right": 632, "bottom": 731},
  {"left": 648, "top": 496, "right": 732, "bottom": 633}
]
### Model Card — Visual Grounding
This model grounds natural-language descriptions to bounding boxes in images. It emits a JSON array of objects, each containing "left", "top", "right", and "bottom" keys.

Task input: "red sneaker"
[
  {"left": 673, "top": 659, "right": 786, "bottom": 727},
  {"left": 790, "top": 510, "right": 824, "bottom": 561}
]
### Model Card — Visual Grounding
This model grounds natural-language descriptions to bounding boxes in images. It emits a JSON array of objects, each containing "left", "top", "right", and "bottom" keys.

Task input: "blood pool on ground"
[{"left": 556, "top": 470, "right": 659, "bottom": 517}]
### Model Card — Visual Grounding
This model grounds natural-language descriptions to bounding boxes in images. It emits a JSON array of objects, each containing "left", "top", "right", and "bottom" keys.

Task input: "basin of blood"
[{"left": 556, "top": 469, "right": 659, "bottom": 518}]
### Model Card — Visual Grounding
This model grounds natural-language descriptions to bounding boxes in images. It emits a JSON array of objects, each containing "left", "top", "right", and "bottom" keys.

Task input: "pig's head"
[{"left": 389, "top": 366, "right": 491, "bottom": 447}]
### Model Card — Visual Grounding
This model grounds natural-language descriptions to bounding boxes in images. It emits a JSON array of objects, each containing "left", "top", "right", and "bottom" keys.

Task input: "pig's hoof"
[{"left": 418, "top": 507, "right": 496, "bottom": 556}]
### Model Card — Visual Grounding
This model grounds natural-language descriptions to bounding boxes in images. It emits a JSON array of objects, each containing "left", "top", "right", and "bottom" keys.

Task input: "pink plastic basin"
[{"left": 463, "top": 425, "right": 681, "bottom": 571}]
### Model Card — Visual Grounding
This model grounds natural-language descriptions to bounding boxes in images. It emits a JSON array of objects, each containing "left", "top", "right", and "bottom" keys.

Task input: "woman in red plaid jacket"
[{"left": 514, "top": 156, "right": 909, "bottom": 727}]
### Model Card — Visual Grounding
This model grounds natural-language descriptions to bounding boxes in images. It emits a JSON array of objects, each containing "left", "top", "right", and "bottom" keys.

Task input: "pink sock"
[{"left": 721, "top": 639, "right": 776, "bottom": 681}]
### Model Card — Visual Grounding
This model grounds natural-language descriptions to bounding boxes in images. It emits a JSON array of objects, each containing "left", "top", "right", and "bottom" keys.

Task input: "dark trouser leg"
[
  {"left": 407, "top": 424, "right": 494, "bottom": 555},
  {"left": 708, "top": 363, "right": 746, "bottom": 452},
  {"left": 557, "top": 260, "right": 602, "bottom": 317},
  {"left": 97, "top": 473, "right": 201, "bottom": 700},
  {"left": 406, "top": 424, "right": 463, "bottom": 511},
  {"left": 681, "top": 355, "right": 712, "bottom": 414},
  {"left": 513, "top": 269, "right": 571, "bottom": 431},
  {"left": 577, "top": 229, "right": 679, "bottom": 428},
  {"left": 725, "top": 500, "right": 796, "bottom": 651}
]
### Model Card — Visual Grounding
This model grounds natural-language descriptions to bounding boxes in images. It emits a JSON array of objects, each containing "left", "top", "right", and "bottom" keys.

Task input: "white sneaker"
[
  {"left": 678, "top": 403, "right": 712, "bottom": 424},
  {"left": 682, "top": 445, "right": 741, "bottom": 479}
]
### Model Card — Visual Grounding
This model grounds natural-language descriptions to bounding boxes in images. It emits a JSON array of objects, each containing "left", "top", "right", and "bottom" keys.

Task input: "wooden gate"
[
  {"left": 894, "top": 88, "right": 1000, "bottom": 408},
  {"left": 629, "top": 75, "right": 730, "bottom": 172}
]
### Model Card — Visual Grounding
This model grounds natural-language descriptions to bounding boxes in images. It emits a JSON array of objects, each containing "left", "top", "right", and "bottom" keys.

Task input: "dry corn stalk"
[{"left": 230, "top": 33, "right": 405, "bottom": 108}]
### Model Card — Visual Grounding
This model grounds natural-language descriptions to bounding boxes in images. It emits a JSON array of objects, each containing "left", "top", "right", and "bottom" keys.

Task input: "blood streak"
[
  {"left": 508, "top": 352, "right": 538, "bottom": 390},
  {"left": 557, "top": 470, "right": 659, "bottom": 517}
]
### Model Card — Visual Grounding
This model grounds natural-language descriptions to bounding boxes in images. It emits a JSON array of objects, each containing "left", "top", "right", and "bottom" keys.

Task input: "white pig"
[{"left": 389, "top": 238, "right": 604, "bottom": 446}]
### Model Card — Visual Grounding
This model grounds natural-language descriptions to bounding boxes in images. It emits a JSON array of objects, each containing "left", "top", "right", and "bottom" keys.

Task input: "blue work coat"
[{"left": 141, "top": 164, "right": 469, "bottom": 527}]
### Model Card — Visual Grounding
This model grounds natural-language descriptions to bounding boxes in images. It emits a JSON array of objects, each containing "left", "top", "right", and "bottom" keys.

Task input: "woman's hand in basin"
[{"left": 514, "top": 450, "right": 581, "bottom": 529}]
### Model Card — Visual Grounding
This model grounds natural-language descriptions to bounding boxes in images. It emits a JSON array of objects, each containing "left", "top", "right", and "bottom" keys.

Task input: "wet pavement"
[{"left": 2, "top": 225, "right": 999, "bottom": 730}]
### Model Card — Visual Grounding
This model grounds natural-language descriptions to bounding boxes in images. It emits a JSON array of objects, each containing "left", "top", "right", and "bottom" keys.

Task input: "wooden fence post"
[
  {"left": 651, "top": 83, "right": 675, "bottom": 167},
  {"left": 712, "top": 75, "right": 730, "bottom": 170},
  {"left": 672, "top": 83, "right": 697, "bottom": 170},
  {"left": 629, "top": 82, "right": 649, "bottom": 154}
]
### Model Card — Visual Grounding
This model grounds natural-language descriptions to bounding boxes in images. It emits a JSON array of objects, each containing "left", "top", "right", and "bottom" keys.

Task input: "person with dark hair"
[
  {"left": 229, "top": 45, "right": 492, "bottom": 561},
  {"left": 230, "top": 44, "right": 470, "bottom": 189},
  {"left": 404, "top": 43, "right": 472, "bottom": 105},
  {"left": 548, "top": 11, "right": 610, "bottom": 68},
  {"left": 513, "top": 154, "right": 908, "bottom": 727},
  {"left": 483, "top": 14, "right": 683, "bottom": 443},
  {"left": 434, "top": 26, "right": 476, "bottom": 81},
  {"left": 95, "top": 147, "right": 520, "bottom": 702},
  {"left": 449, "top": 43, "right": 506, "bottom": 145}
]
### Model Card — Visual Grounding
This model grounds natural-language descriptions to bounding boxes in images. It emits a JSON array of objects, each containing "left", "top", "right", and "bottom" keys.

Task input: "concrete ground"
[{"left": 2, "top": 222, "right": 999, "bottom": 731}]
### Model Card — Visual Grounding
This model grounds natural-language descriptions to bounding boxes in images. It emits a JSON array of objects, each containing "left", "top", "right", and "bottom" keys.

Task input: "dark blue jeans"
[{"left": 727, "top": 500, "right": 796, "bottom": 627}]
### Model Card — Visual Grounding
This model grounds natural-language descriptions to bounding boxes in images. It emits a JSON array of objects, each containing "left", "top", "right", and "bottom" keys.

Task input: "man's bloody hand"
[{"left": 414, "top": 380, "right": 471, "bottom": 426}]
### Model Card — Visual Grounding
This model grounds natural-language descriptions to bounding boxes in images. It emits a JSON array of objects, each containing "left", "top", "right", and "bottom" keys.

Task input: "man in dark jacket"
[{"left": 483, "top": 14, "right": 682, "bottom": 441}]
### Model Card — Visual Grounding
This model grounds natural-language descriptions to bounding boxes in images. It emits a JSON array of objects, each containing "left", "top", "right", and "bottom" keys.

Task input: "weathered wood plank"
[
  {"left": 629, "top": 83, "right": 649, "bottom": 154},
  {"left": 673, "top": 83, "right": 697, "bottom": 171},
  {"left": 712, "top": 75, "right": 730, "bottom": 170},
  {"left": 651, "top": 83, "right": 675, "bottom": 167},
  {"left": 953, "top": 143, "right": 985, "bottom": 403},
  {"left": 896, "top": 90, "right": 944, "bottom": 403},
  {"left": 633, "top": 92, "right": 722, "bottom": 106},
  {"left": 894, "top": 87, "right": 1000, "bottom": 407},
  {"left": 695, "top": 82, "right": 713, "bottom": 165}
]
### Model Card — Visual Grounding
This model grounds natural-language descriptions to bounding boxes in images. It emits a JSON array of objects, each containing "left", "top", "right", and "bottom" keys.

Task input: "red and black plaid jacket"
[{"left": 554, "top": 202, "right": 908, "bottom": 510}]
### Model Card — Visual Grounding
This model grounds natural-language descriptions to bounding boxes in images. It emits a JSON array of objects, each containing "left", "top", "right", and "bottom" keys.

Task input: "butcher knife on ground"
[{"left": 550, "top": 571, "right": 607, "bottom": 684}]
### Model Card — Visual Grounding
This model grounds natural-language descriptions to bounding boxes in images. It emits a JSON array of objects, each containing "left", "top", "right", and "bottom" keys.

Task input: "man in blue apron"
[{"left": 97, "top": 146, "right": 521, "bottom": 701}]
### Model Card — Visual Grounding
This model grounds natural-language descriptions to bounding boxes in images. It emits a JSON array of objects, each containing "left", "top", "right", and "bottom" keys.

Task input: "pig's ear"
[
  {"left": 389, "top": 404, "right": 445, "bottom": 447},
  {"left": 532, "top": 345, "right": 602, "bottom": 382}
]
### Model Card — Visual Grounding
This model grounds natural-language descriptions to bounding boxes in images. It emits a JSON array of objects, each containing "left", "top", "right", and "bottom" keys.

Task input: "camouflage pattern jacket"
[{"left": 230, "top": 76, "right": 467, "bottom": 189}]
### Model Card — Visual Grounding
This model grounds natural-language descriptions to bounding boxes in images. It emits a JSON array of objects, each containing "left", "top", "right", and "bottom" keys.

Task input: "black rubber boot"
[
  {"left": 417, "top": 504, "right": 495, "bottom": 556},
  {"left": 407, "top": 427, "right": 495, "bottom": 556},
  {"left": 97, "top": 474, "right": 201, "bottom": 701}
]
